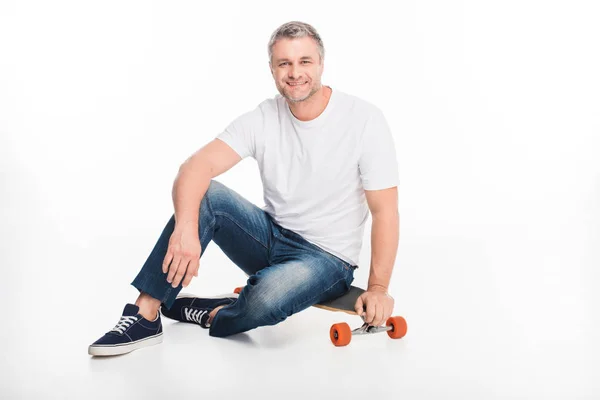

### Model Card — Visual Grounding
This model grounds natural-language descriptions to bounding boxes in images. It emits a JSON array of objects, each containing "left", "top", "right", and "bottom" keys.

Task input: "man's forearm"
[
  {"left": 367, "top": 211, "right": 399, "bottom": 292},
  {"left": 172, "top": 157, "right": 213, "bottom": 229}
]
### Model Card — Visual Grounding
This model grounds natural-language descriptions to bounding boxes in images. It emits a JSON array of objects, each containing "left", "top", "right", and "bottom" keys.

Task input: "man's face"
[{"left": 270, "top": 36, "right": 324, "bottom": 103}]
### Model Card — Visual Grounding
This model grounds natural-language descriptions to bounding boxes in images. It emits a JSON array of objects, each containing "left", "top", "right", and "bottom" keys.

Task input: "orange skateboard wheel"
[
  {"left": 386, "top": 316, "right": 407, "bottom": 339},
  {"left": 330, "top": 322, "right": 352, "bottom": 346},
  {"left": 233, "top": 286, "right": 244, "bottom": 294}
]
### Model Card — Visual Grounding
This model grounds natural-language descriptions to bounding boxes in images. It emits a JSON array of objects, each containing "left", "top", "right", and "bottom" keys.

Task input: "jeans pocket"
[
  {"left": 334, "top": 258, "right": 351, "bottom": 273},
  {"left": 339, "top": 259, "right": 358, "bottom": 271},
  {"left": 338, "top": 260, "right": 355, "bottom": 288}
]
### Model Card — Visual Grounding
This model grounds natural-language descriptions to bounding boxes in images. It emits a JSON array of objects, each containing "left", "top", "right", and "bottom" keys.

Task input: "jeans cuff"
[{"left": 130, "top": 274, "right": 177, "bottom": 309}]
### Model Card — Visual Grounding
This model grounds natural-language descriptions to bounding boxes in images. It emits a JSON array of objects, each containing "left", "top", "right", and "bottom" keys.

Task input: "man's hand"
[
  {"left": 354, "top": 288, "right": 395, "bottom": 327},
  {"left": 162, "top": 224, "right": 201, "bottom": 288}
]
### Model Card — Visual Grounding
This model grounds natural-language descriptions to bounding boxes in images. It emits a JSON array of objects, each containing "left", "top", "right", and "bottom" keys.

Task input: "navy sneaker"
[
  {"left": 160, "top": 293, "right": 238, "bottom": 328},
  {"left": 88, "top": 304, "right": 163, "bottom": 356}
]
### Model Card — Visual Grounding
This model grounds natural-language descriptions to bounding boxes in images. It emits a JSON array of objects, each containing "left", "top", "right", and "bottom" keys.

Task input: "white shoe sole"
[{"left": 88, "top": 332, "right": 163, "bottom": 356}]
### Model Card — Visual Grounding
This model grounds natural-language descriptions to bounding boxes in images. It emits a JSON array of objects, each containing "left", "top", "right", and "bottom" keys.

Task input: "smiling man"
[{"left": 89, "top": 21, "right": 400, "bottom": 356}]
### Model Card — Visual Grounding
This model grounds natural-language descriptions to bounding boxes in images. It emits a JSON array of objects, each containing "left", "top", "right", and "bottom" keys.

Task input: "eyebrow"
[{"left": 275, "top": 56, "right": 314, "bottom": 63}]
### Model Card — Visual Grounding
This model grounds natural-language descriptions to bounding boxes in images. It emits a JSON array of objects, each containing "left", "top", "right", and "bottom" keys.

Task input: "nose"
[{"left": 288, "top": 64, "right": 300, "bottom": 80}]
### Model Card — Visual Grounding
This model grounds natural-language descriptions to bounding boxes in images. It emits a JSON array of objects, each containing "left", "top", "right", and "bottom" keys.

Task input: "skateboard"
[{"left": 233, "top": 285, "right": 407, "bottom": 346}]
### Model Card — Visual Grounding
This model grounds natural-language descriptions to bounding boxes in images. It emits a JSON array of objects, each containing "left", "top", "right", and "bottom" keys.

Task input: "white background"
[{"left": 1, "top": 0, "right": 599, "bottom": 399}]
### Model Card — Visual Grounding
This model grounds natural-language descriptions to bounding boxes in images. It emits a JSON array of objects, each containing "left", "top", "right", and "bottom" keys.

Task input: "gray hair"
[{"left": 268, "top": 21, "right": 325, "bottom": 64}]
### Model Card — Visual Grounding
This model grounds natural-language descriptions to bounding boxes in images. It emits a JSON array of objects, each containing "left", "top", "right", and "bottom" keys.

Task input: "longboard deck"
[{"left": 313, "top": 285, "right": 365, "bottom": 315}]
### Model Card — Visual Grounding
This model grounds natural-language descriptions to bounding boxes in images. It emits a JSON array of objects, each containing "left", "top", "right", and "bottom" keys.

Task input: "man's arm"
[
  {"left": 354, "top": 186, "right": 399, "bottom": 327},
  {"left": 172, "top": 138, "right": 242, "bottom": 228},
  {"left": 165, "top": 138, "right": 242, "bottom": 288},
  {"left": 364, "top": 186, "right": 399, "bottom": 292}
]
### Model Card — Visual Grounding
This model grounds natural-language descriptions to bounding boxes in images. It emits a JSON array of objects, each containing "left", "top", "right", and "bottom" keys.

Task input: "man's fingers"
[
  {"left": 182, "top": 259, "right": 197, "bottom": 288},
  {"left": 162, "top": 252, "right": 173, "bottom": 274},
  {"left": 366, "top": 301, "right": 376, "bottom": 325},
  {"left": 167, "top": 255, "right": 182, "bottom": 283},
  {"left": 354, "top": 296, "right": 364, "bottom": 316},
  {"left": 374, "top": 305, "right": 384, "bottom": 327},
  {"left": 192, "top": 258, "right": 200, "bottom": 277},
  {"left": 172, "top": 259, "right": 189, "bottom": 288},
  {"left": 181, "top": 272, "right": 193, "bottom": 288},
  {"left": 371, "top": 304, "right": 378, "bottom": 326},
  {"left": 384, "top": 303, "right": 393, "bottom": 322}
]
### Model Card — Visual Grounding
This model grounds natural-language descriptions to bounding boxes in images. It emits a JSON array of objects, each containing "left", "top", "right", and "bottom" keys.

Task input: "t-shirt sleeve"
[
  {"left": 215, "top": 106, "right": 263, "bottom": 160},
  {"left": 358, "top": 108, "right": 400, "bottom": 190}
]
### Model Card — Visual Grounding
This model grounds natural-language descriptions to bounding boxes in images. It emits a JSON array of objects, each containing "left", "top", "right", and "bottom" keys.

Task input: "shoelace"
[
  {"left": 110, "top": 315, "right": 138, "bottom": 334},
  {"left": 184, "top": 308, "right": 208, "bottom": 325}
]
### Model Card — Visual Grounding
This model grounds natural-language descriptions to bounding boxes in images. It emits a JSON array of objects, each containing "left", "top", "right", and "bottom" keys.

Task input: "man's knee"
[
  {"left": 204, "top": 179, "right": 222, "bottom": 201},
  {"left": 208, "top": 292, "right": 289, "bottom": 338},
  {"left": 202, "top": 179, "right": 232, "bottom": 211},
  {"left": 247, "top": 291, "right": 289, "bottom": 326},
  {"left": 200, "top": 179, "right": 221, "bottom": 213}
]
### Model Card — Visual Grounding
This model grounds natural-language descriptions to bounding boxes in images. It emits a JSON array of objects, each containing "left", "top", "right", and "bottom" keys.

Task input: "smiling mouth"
[{"left": 287, "top": 81, "right": 308, "bottom": 87}]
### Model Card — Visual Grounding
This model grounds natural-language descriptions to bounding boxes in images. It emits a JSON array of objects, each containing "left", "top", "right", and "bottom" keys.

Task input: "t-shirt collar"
[{"left": 285, "top": 86, "right": 336, "bottom": 128}]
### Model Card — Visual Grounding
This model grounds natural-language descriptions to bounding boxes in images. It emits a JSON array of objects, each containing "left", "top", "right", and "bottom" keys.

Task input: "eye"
[
  {"left": 279, "top": 62, "right": 289, "bottom": 66},
  {"left": 302, "top": 60, "right": 311, "bottom": 64}
]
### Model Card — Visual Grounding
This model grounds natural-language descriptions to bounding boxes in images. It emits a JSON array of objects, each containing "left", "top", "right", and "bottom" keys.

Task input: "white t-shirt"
[{"left": 216, "top": 87, "right": 399, "bottom": 266}]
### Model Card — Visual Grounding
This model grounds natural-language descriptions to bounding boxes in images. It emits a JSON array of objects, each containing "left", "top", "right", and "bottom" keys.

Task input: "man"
[{"left": 89, "top": 21, "right": 399, "bottom": 356}]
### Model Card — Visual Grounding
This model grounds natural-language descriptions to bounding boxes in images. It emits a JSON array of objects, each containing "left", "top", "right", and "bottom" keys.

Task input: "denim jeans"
[{"left": 131, "top": 179, "right": 357, "bottom": 337}]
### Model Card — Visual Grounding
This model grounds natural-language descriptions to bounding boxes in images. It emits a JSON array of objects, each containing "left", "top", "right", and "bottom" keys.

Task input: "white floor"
[{"left": 2, "top": 223, "right": 598, "bottom": 399}]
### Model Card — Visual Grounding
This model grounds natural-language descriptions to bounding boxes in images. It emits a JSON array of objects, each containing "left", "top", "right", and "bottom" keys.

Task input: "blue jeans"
[{"left": 131, "top": 179, "right": 357, "bottom": 338}]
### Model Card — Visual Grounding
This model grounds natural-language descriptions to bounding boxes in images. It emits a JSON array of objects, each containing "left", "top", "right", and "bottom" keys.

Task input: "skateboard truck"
[
  {"left": 355, "top": 321, "right": 394, "bottom": 335},
  {"left": 332, "top": 321, "right": 393, "bottom": 338},
  {"left": 329, "top": 314, "right": 407, "bottom": 347}
]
